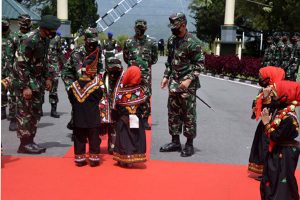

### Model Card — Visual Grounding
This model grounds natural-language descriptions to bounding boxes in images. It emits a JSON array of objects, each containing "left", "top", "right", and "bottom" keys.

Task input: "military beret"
[
  {"left": 168, "top": 12, "right": 187, "bottom": 29},
  {"left": 39, "top": 15, "right": 61, "bottom": 30},
  {"left": 135, "top": 19, "right": 147, "bottom": 28}
]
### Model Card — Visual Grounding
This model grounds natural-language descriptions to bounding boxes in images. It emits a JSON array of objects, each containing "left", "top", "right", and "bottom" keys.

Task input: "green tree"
[
  {"left": 189, "top": 0, "right": 225, "bottom": 45},
  {"left": 236, "top": 0, "right": 300, "bottom": 32},
  {"left": 21, "top": 0, "right": 100, "bottom": 34}
]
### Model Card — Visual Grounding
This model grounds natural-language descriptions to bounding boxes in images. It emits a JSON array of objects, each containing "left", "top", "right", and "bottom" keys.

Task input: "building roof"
[{"left": 2, "top": 0, "right": 41, "bottom": 21}]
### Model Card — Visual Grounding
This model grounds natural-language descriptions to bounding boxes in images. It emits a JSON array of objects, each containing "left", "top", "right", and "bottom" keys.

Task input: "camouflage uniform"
[
  {"left": 1, "top": 18, "right": 13, "bottom": 119},
  {"left": 281, "top": 34, "right": 293, "bottom": 74},
  {"left": 164, "top": 13, "right": 204, "bottom": 140},
  {"left": 61, "top": 28, "right": 103, "bottom": 130},
  {"left": 123, "top": 19, "right": 158, "bottom": 127},
  {"left": 62, "top": 41, "right": 103, "bottom": 91},
  {"left": 287, "top": 35, "right": 300, "bottom": 81},
  {"left": 12, "top": 15, "right": 61, "bottom": 154},
  {"left": 262, "top": 39, "right": 276, "bottom": 67},
  {"left": 103, "top": 33, "right": 117, "bottom": 62},
  {"left": 9, "top": 15, "right": 32, "bottom": 128},
  {"left": 274, "top": 40, "right": 284, "bottom": 68},
  {"left": 47, "top": 35, "right": 66, "bottom": 118}
]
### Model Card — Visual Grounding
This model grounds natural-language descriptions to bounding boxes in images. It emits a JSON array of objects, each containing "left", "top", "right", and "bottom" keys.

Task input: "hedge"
[{"left": 204, "top": 54, "right": 261, "bottom": 80}]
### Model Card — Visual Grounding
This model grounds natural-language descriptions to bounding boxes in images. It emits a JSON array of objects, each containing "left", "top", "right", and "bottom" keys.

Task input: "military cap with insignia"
[{"left": 168, "top": 12, "right": 187, "bottom": 29}]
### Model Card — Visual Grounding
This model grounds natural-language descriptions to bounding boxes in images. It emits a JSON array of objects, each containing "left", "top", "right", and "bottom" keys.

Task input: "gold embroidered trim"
[
  {"left": 71, "top": 77, "right": 103, "bottom": 103},
  {"left": 248, "top": 162, "right": 263, "bottom": 174},
  {"left": 113, "top": 152, "right": 146, "bottom": 163}
]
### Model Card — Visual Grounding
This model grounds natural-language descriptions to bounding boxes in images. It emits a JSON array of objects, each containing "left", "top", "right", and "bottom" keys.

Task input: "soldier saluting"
[
  {"left": 13, "top": 15, "right": 61, "bottom": 154},
  {"left": 160, "top": 12, "right": 205, "bottom": 157}
]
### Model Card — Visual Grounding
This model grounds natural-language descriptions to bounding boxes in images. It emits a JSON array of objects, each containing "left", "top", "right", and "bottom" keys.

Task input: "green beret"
[{"left": 39, "top": 15, "right": 61, "bottom": 30}]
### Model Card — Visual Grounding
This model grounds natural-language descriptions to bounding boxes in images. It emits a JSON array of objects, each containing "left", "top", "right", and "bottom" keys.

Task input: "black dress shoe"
[
  {"left": 160, "top": 142, "right": 182, "bottom": 152},
  {"left": 9, "top": 119, "right": 17, "bottom": 131},
  {"left": 75, "top": 161, "right": 87, "bottom": 167},
  {"left": 180, "top": 145, "right": 194, "bottom": 157},
  {"left": 31, "top": 143, "right": 46, "bottom": 153},
  {"left": 17, "top": 144, "right": 43, "bottom": 154},
  {"left": 89, "top": 160, "right": 99, "bottom": 167}
]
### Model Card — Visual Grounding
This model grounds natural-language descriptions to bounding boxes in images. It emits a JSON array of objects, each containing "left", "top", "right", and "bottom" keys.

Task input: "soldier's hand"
[
  {"left": 23, "top": 87, "right": 32, "bottom": 100},
  {"left": 46, "top": 79, "right": 52, "bottom": 91},
  {"left": 161, "top": 78, "right": 169, "bottom": 89},
  {"left": 180, "top": 79, "right": 192, "bottom": 90}
]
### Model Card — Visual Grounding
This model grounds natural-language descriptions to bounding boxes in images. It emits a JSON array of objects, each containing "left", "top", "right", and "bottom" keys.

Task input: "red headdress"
[
  {"left": 259, "top": 66, "right": 285, "bottom": 85},
  {"left": 273, "top": 81, "right": 300, "bottom": 105},
  {"left": 122, "top": 66, "right": 141, "bottom": 86},
  {"left": 255, "top": 66, "right": 286, "bottom": 120}
]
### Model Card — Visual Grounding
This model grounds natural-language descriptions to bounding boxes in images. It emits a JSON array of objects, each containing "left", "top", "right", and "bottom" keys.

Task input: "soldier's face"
[
  {"left": 135, "top": 26, "right": 146, "bottom": 37},
  {"left": 45, "top": 29, "right": 57, "bottom": 39}
]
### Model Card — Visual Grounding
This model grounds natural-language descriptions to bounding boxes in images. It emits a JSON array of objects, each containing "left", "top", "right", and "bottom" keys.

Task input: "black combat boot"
[
  {"left": 1, "top": 106, "right": 7, "bottom": 120},
  {"left": 180, "top": 138, "right": 194, "bottom": 157},
  {"left": 29, "top": 135, "right": 46, "bottom": 153},
  {"left": 160, "top": 135, "right": 182, "bottom": 152},
  {"left": 8, "top": 118, "right": 17, "bottom": 131},
  {"left": 143, "top": 117, "right": 151, "bottom": 130},
  {"left": 17, "top": 137, "right": 43, "bottom": 154},
  {"left": 50, "top": 103, "right": 60, "bottom": 118}
]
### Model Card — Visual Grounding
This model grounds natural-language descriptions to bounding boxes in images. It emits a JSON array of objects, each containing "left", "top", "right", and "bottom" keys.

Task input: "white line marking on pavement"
[{"left": 200, "top": 74, "right": 260, "bottom": 89}]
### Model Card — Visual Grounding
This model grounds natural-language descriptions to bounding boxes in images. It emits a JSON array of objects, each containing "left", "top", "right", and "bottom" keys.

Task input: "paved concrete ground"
[
  {"left": 151, "top": 57, "right": 274, "bottom": 164},
  {"left": 2, "top": 56, "right": 298, "bottom": 166}
]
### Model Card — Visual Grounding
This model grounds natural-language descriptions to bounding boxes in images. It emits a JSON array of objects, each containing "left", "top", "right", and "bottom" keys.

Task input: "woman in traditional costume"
[
  {"left": 248, "top": 66, "right": 285, "bottom": 177},
  {"left": 112, "top": 66, "right": 148, "bottom": 167},
  {"left": 260, "top": 80, "right": 300, "bottom": 200}
]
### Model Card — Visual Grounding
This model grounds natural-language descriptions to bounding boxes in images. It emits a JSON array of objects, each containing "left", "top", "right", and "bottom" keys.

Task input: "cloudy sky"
[{"left": 96, "top": 0, "right": 195, "bottom": 40}]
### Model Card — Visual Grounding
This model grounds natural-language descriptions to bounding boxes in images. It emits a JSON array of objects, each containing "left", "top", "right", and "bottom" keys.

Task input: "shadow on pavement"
[{"left": 38, "top": 141, "right": 72, "bottom": 149}]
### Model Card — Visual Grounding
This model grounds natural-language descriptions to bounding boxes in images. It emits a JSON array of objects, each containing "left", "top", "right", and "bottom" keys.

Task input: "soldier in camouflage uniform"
[
  {"left": 123, "top": 19, "right": 158, "bottom": 130},
  {"left": 281, "top": 32, "right": 293, "bottom": 74},
  {"left": 13, "top": 15, "right": 61, "bottom": 154},
  {"left": 47, "top": 34, "right": 66, "bottom": 118},
  {"left": 103, "top": 32, "right": 117, "bottom": 62},
  {"left": 61, "top": 28, "right": 103, "bottom": 130},
  {"left": 1, "top": 17, "right": 13, "bottom": 120},
  {"left": 273, "top": 32, "right": 284, "bottom": 68},
  {"left": 261, "top": 36, "right": 276, "bottom": 67},
  {"left": 8, "top": 14, "right": 32, "bottom": 131},
  {"left": 159, "top": 13, "right": 205, "bottom": 157},
  {"left": 287, "top": 32, "right": 300, "bottom": 81}
]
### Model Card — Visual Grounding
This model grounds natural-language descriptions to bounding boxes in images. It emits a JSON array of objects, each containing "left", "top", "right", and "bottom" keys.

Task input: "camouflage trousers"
[
  {"left": 16, "top": 90, "right": 43, "bottom": 138},
  {"left": 49, "top": 78, "right": 59, "bottom": 104},
  {"left": 1, "top": 81, "right": 17, "bottom": 119},
  {"left": 167, "top": 91, "right": 197, "bottom": 139},
  {"left": 142, "top": 71, "right": 151, "bottom": 118},
  {"left": 1, "top": 86, "right": 8, "bottom": 108}
]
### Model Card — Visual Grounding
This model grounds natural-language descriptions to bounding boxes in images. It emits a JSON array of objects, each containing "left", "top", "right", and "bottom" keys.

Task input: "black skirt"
[
  {"left": 113, "top": 115, "right": 146, "bottom": 164},
  {"left": 260, "top": 145, "right": 300, "bottom": 200},
  {"left": 248, "top": 120, "right": 269, "bottom": 174}
]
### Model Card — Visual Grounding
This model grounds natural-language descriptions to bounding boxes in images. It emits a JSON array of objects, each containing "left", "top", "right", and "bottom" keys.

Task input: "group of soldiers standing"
[
  {"left": 1, "top": 11, "right": 203, "bottom": 162},
  {"left": 262, "top": 32, "right": 300, "bottom": 81}
]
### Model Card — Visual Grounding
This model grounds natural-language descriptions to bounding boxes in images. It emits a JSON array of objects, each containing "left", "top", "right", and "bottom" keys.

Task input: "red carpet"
[{"left": 2, "top": 119, "right": 300, "bottom": 200}]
